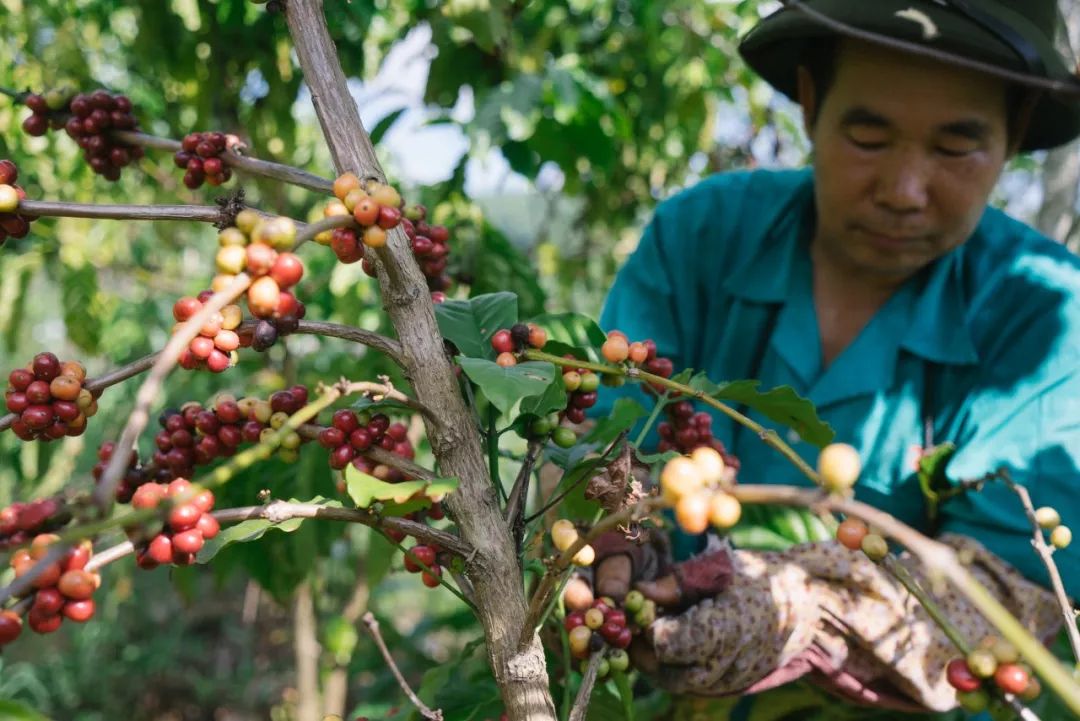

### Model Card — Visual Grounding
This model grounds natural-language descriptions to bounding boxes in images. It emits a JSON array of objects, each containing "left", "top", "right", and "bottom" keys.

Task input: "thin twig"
[
  {"left": 568, "top": 652, "right": 604, "bottom": 721},
  {"left": 506, "top": 439, "right": 542, "bottom": 528},
  {"left": 291, "top": 214, "right": 359, "bottom": 249},
  {"left": 339, "top": 379, "right": 435, "bottom": 422},
  {"left": 290, "top": 320, "right": 405, "bottom": 366},
  {"left": 362, "top": 611, "right": 444, "bottom": 721},
  {"left": 92, "top": 273, "right": 253, "bottom": 510},
  {"left": 997, "top": 468, "right": 1080, "bottom": 662},
  {"left": 110, "top": 130, "right": 335, "bottom": 194}
]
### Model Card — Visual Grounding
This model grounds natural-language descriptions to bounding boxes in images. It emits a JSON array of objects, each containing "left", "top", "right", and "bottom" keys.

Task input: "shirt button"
[{"left": 786, "top": 429, "right": 801, "bottom": 444}]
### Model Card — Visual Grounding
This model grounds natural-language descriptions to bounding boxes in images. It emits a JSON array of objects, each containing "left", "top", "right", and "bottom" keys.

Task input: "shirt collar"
[{"left": 722, "top": 169, "right": 979, "bottom": 367}]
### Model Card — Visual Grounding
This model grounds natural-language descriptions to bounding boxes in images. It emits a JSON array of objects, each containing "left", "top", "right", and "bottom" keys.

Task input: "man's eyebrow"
[{"left": 838, "top": 106, "right": 891, "bottom": 128}]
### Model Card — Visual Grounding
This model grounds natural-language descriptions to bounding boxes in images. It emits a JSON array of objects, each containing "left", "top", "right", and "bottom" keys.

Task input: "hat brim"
[{"left": 738, "top": 0, "right": 1080, "bottom": 151}]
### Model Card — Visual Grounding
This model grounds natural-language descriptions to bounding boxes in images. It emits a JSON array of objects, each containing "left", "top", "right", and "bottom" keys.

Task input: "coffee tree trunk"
[{"left": 283, "top": 1, "right": 558, "bottom": 718}]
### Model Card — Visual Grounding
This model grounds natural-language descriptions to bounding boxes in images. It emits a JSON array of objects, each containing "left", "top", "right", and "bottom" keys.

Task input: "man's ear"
[{"left": 796, "top": 65, "right": 818, "bottom": 138}]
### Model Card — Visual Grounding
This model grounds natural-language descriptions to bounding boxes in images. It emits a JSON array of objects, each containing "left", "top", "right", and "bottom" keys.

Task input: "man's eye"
[
  {"left": 936, "top": 145, "right": 977, "bottom": 158},
  {"left": 847, "top": 132, "right": 888, "bottom": 150}
]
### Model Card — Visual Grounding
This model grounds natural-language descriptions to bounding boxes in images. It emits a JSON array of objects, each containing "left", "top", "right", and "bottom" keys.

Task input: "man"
[{"left": 591, "top": 0, "right": 1080, "bottom": 714}]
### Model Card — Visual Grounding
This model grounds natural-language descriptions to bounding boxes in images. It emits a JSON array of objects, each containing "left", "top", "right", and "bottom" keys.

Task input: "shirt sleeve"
[{"left": 936, "top": 258, "right": 1080, "bottom": 600}]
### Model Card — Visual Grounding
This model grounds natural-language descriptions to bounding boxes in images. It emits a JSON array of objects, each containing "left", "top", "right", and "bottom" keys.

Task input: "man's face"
[{"left": 803, "top": 40, "right": 1014, "bottom": 283}]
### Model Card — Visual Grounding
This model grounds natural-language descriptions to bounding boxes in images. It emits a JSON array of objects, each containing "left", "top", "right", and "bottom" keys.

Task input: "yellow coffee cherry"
[
  {"left": 817, "top": 443, "right": 862, "bottom": 493},
  {"left": 690, "top": 446, "right": 725, "bottom": 485},
  {"left": 234, "top": 209, "right": 261, "bottom": 235},
  {"left": 660, "top": 456, "right": 703, "bottom": 503},
  {"left": 1051, "top": 525, "right": 1072, "bottom": 550},
  {"left": 1035, "top": 506, "right": 1061, "bottom": 530},
  {"left": 674, "top": 492, "right": 710, "bottom": 535},
  {"left": 860, "top": 533, "right": 888, "bottom": 562},
  {"left": 708, "top": 491, "right": 742, "bottom": 530},
  {"left": 551, "top": 519, "right": 579, "bottom": 552},
  {"left": 218, "top": 227, "right": 247, "bottom": 247},
  {"left": 572, "top": 544, "right": 595, "bottom": 567}
]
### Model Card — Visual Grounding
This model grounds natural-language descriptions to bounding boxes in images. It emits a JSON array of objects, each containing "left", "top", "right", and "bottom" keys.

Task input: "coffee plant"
[{"left": 0, "top": 2, "right": 1078, "bottom": 721}]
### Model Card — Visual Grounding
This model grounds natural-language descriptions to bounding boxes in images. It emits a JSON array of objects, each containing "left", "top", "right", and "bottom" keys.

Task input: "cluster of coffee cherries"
[
  {"left": 24, "top": 90, "right": 143, "bottom": 181},
  {"left": 402, "top": 543, "right": 446, "bottom": 589},
  {"left": 1033, "top": 505, "right": 1072, "bottom": 551},
  {"left": 174, "top": 131, "right": 233, "bottom": 188},
  {"left": 5, "top": 353, "right": 98, "bottom": 441},
  {"left": 92, "top": 441, "right": 151, "bottom": 504},
  {"left": 550, "top": 519, "right": 596, "bottom": 567},
  {"left": 318, "top": 173, "right": 404, "bottom": 260},
  {"left": 7, "top": 536, "right": 99, "bottom": 637},
  {"left": 656, "top": 400, "right": 740, "bottom": 468},
  {"left": 214, "top": 210, "right": 304, "bottom": 320},
  {"left": 130, "top": 479, "right": 219, "bottom": 568},
  {"left": 173, "top": 293, "right": 245, "bottom": 373},
  {"left": 361, "top": 204, "right": 454, "bottom": 297},
  {"left": 563, "top": 589, "right": 637, "bottom": 677},
  {"left": 317, "top": 410, "right": 414, "bottom": 474},
  {"left": 0, "top": 498, "right": 69, "bottom": 550},
  {"left": 661, "top": 446, "right": 742, "bottom": 535},
  {"left": 0, "top": 159, "right": 36, "bottom": 247},
  {"left": 945, "top": 636, "right": 1041, "bottom": 713},
  {"left": 149, "top": 389, "right": 311, "bottom": 483}
]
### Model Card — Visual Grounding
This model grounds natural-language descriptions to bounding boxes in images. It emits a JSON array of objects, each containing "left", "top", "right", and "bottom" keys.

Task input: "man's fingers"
[
  {"left": 595, "top": 554, "right": 632, "bottom": 601},
  {"left": 635, "top": 573, "right": 681, "bottom": 607}
]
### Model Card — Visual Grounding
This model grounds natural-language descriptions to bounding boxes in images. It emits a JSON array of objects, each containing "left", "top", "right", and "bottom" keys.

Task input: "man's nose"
[{"left": 873, "top": 149, "right": 930, "bottom": 213}]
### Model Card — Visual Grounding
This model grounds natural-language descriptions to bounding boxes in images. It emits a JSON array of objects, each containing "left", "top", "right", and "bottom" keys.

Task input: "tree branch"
[
  {"left": 18, "top": 199, "right": 232, "bottom": 223},
  {"left": 289, "top": 320, "right": 406, "bottom": 366},
  {"left": 282, "top": 3, "right": 553, "bottom": 718},
  {"left": 292, "top": 214, "right": 359, "bottom": 250},
  {"left": 111, "top": 130, "right": 335, "bottom": 194},
  {"left": 362, "top": 611, "right": 444, "bottom": 721}
]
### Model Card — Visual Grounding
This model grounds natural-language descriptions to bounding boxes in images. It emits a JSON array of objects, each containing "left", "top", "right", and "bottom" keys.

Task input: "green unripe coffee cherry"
[
  {"left": 956, "top": 689, "right": 990, "bottom": 713},
  {"left": 531, "top": 416, "right": 555, "bottom": 436},
  {"left": 552, "top": 427, "right": 577, "bottom": 449},
  {"left": 634, "top": 599, "right": 656, "bottom": 627},
  {"left": 578, "top": 372, "right": 600, "bottom": 393},
  {"left": 623, "top": 590, "right": 645, "bottom": 614},
  {"left": 987, "top": 701, "right": 1014, "bottom": 721},
  {"left": 860, "top": 533, "right": 888, "bottom": 562},
  {"left": 278, "top": 448, "right": 299, "bottom": 464},
  {"left": 608, "top": 649, "right": 630, "bottom": 673}
]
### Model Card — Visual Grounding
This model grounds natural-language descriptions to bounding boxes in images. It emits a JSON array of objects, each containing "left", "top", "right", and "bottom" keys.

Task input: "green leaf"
[
  {"left": 60, "top": 263, "right": 103, "bottom": 353},
  {"left": 583, "top": 398, "right": 647, "bottom": 446},
  {"left": 519, "top": 370, "right": 569, "bottom": 419},
  {"left": 370, "top": 107, "right": 406, "bottom": 146},
  {"left": 323, "top": 614, "right": 359, "bottom": 665},
  {"left": 344, "top": 464, "right": 458, "bottom": 509},
  {"left": 612, "top": 670, "right": 635, "bottom": 721},
  {"left": 458, "top": 357, "right": 557, "bottom": 417},
  {"left": 196, "top": 496, "right": 341, "bottom": 563},
  {"left": 917, "top": 441, "right": 958, "bottom": 521},
  {"left": 0, "top": 700, "right": 53, "bottom": 721},
  {"left": 435, "top": 291, "right": 518, "bottom": 359},
  {"left": 690, "top": 376, "right": 834, "bottom": 448},
  {"left": 197, "top": 516, "right": 309, "bottom": 564}
]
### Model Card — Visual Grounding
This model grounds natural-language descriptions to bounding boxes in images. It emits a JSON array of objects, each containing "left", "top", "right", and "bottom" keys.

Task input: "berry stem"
[
  {"left": 522, "top": 348, "right": 822, "bottom": 486},
  {"left": 731, "top": 484, "right": 1080, "bottom": 716},
  {"left": 380, "top": 532, "right": 477, "bottom": 609},
  {"left": 633, "top": 390, "right": 671, "bottom": 447},
  {"left": 291, "top": 213, "right": 359, "bottom": 250},
  {"left": 362, "top": 611, "right": 446, "bottom": 721},
  {"left": 92, "top": 273, "right": 253, "bottom": 511}
]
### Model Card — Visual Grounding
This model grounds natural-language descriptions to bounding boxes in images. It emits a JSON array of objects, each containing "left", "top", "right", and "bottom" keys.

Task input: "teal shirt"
[{"left": 598, "top": 168, "right": 1080, "bottom": 599}]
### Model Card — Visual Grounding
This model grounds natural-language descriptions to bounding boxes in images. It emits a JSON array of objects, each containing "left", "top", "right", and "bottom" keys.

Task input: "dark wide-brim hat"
[{"left": 738, "top": 0, "right": 1080, "bottom": 151}]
